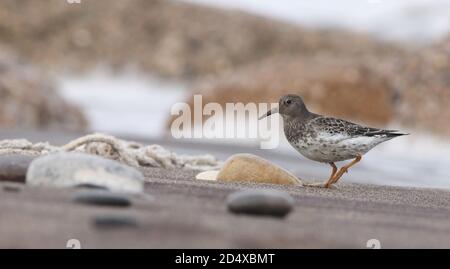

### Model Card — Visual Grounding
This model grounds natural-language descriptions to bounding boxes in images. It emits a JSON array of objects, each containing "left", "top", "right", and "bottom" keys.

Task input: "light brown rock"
[
  {"left": 177, "top": 55, "right": 398, "bottom": 127},
  {"left": 217, "top": 154, "right": 302, "bottom": 185}
]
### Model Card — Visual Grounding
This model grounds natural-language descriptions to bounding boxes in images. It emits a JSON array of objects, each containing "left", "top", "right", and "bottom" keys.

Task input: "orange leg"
[
  {"left": 303, "top": 162, "right": 337, "bottom": 188},
  {"left": 322, "top": 162, "right": 337, "bottom": 187},
  {"left": 326, "top": 155, "right": 362, "bottom": 187}
]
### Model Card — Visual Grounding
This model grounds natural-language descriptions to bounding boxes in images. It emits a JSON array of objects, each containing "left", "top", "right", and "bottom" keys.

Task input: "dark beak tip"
[
  {"left": 258, "top": 111, "right": 271, "bottom": 120},
  {"left": 258, "top": 115, "right": 267, "bottom": 121},
  {"left": 258, "top": 107, "right": 278, "bottom": 120}
]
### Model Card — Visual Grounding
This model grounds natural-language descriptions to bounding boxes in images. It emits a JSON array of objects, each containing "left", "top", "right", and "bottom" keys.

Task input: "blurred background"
[{"left": 0, "top": 0, "right": 449, "bottom": 188}]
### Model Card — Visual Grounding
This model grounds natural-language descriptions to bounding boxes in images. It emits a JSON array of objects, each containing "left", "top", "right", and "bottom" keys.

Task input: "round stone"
[
  {"left": 217, "top": 154, "right": 302, "bottom": 185},
  {"left": 227, "top": 189, "right": 294, "bottom": 218},
  {"left": 73, "top": 190, "right": 131, "bottom": 207},
  {"left": 26, "top": 152, "right": 144, "bottom": 193},
  {"left": 93, "top": 215, "right": 139, "bottom": 230},
  {"left": 0, "top": 154, "right": 35, "bottom": 183},
  {"left": 2, "top": 183, "right": 22, "bottom": 192}
]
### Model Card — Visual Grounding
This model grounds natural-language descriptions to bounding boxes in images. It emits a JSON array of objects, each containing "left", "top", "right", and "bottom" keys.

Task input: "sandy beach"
[
  {"left": 1, "top": 130, "right": 450, "bottom": 248},
  {"left": 2, "top": 166, "right": 450, "bottom": 248}
]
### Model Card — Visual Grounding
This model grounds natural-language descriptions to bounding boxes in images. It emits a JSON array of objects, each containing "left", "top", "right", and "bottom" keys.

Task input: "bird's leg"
[
  {"left": 329, "top": 155, "right": 362, "bottom": 185},
  {"left": 322, "top": 162, "right": 337, "bottom": 187},
  {"left": 304, "top": 162, "right": 337, "bottom": 188}
]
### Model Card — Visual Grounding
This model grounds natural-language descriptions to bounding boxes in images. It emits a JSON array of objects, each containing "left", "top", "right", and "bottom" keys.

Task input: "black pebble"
[
  {"left": 2, "top": 184, "right": 21, "bottom": 192},
  {"left": 0, "top": 154, "right": 35, "bottom": 183},
  {"left": 73, "top": 190, "right": 131, "bottom": 207},
  {"left": 93, "top": 215, "right": 139, "bottom": 230},
  {"left": 227, "top": 189, "right": 294, "bottom": 218}
]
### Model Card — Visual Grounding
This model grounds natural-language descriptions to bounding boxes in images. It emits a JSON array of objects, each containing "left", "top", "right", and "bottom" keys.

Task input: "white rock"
[
  {"left": 26, "top": 152, "right": 144, "bottom": 193},
  {"left": 195, "top": 170, "right": 219, "bottom": 181}
]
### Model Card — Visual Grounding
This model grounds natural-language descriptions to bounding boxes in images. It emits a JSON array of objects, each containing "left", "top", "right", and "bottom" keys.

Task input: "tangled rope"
[{"left": 0, "top": 133, "right": 221, "bottom": 171}]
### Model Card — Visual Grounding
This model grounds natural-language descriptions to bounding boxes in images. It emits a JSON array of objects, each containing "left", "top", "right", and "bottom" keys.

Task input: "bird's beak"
[{"left": 258, "top": 106, "right": 279, "bottom": 120}]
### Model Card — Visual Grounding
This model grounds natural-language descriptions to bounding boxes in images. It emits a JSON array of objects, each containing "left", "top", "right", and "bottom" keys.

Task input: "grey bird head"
[{"left": 259, "top": 94, "right": 310, "bottom": 120}]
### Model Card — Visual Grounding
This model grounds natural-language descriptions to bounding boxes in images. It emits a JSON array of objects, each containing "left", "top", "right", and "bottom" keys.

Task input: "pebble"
[
  {"left": 195, "top": 170, "right": 219, "bottom": 181},
  {"left": 2, "top": 183, "right": 22, "bottom": 192},
  {"left": 0, "top": 154, "right": 35, "bottom": 183},
  {"left": 93, "top": 215, "right": 139, "bottom": 230},
  {"left": 73, "top": 190, "right": 131, "bottom": 207},
  {"left": 217, "top": 154, "right": 302, "bottom": 185},
  {"left": 26, "top": 152, "right": 144, "bottom": 193},
  {"left": 226, "top": 189, "right": 294, "bottom": 218},
  {"left": 74, "top": 183, "right": 109, "bottom": 191}
]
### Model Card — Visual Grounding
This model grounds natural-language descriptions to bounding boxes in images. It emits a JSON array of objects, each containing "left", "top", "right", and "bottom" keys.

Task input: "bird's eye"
[{"left": 286, "top": 99, "right": 292, "bottom": 104}]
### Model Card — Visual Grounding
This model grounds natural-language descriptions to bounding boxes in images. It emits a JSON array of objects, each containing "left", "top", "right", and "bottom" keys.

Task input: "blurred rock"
[
  {"left": 176, "top": 34, "right": 450, "bottom": 135},
  {"left": 183, "top": 55, "right": 398, "bottom": 126},
  {"left": 0, "top": 0, "right": 399, "bottom": 79},
  {"left": 0, "top": 154, "right": 35, "bottom": 183},
  {"left": 26, "top": 152, "right": 144, "bottom": 193},
  {"left": 1, "top": 0, "right": 449, "bottom": 135},
  {"left": 217, "top": 154, "right": 301, "bottom": 185},
  {"left": 93, "top": 215, "right": 140, "bottom": 230},
  {"left": 392, "top": 34, "right": 450, "bottom": 135},
  {"left": 73, "top": 190, "right": 132, "bottom": 207},
  {"left": 1, "top": 182, "right": 23, "bottom": 192},
  {"left": 227, "top": 189, "right": 294, "bottom": 218},
  {"left": 0, "top": 50, "right": 86, "bottom": 130}
]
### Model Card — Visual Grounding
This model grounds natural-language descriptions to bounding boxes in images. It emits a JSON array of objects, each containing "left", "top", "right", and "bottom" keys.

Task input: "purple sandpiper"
[{"left": 259, "top": 94, "right": 408, "bottom": 188}]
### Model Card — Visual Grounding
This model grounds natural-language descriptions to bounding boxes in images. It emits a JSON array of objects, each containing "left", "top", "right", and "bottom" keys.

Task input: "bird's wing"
[{"left": 310, "top": 117, "right": 407, "bottom": 139}]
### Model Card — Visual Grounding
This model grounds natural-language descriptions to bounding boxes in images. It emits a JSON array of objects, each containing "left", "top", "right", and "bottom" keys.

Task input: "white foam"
[{"left": 57, "top": 68, "right": 187, "bottom": 137}]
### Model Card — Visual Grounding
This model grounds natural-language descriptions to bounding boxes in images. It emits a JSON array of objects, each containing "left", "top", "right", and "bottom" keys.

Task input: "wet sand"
[{"left": 1, "top": 167, "right": 450, "bottom": 248}]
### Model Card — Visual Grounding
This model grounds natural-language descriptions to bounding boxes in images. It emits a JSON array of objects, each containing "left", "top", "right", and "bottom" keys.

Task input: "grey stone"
[
  {"left": 26, "top": 152, "right": 144, "bottom": 193},
  {"left": 74, "top": 183, "right": 109, "bottom": 191},
  {"left": 93, "top": 215, "right": 139, "bottom": 230},
  {"left": 2, "top": 182, "right": 22, "bottom": 192},
  {"left": 73, "top": 190, "right": 131, "bottom": 207},
  {"left": 227, "top": 189, "right": 294, "bottom": 218},
  {"left": 0, "top": 154, "right": 35, "bottom": 183}
]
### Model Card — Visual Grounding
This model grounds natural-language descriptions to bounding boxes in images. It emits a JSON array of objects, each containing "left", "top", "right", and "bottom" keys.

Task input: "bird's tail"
[{"left": 367, "top": 129, "right": 410, "bottom": 137}]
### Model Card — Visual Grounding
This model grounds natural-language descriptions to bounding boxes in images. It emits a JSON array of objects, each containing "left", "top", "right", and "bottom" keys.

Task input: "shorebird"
[{"left": 259, "top": 94, "right": 408, "bottom": 188}]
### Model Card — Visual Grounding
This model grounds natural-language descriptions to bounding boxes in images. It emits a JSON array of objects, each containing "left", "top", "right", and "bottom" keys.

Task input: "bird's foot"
[
  {"left": 303, "top": 182, "right": 324, "bottom": 187},
  {"left": 303, "top": 181, "right": 338, "bottom": 189}
]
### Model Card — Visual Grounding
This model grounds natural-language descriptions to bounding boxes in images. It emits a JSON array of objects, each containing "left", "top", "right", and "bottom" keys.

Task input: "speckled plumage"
[
  {"left": 259, "top": 94, "right": 408, "bottom": 188},
  {"left": 284, "top": 115, "right": 405, "bottom": 163}
]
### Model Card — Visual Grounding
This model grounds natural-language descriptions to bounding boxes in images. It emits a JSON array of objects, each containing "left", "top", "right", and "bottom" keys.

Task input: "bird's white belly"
[{"left": 291, "top": 134, "right": 387, "bottom": 163}]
